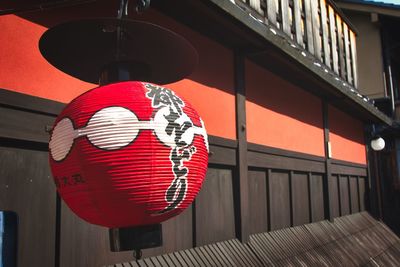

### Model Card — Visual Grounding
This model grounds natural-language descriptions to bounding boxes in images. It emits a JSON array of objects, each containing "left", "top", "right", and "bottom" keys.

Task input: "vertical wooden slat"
[
  {"left": 336, "top": 15, "right": 346, "bottom": 79},
  {"left": 350, "top": 30, "right": 358, "bottom": 88},
  {"left": 343, "top": 23, "right": 352, "bottom": 84},
  {"left": 329, "top": 6, "right": 339, "bottom": 74},
  {"left": 250, "top": 0, "right": 263, "bottom": 14},
  {"left": 339, "top": 176, "right": 350, "bottom": 216},
  {"left": 248, "top": 170, "right": 268, "bottom": 234},
  {"left": 292, "top": 172, "right": 310, "bottom": 226},
  {"left": 358, "top": 177, "right": 366, "bottom": 211},
  {"left": 195, "top": 168, "right": 235, "bottom": 246},
  {"left": 281, "top": 0, "right": 291, "bottom": 36},
  {"left": 310, "top": 174, "right": 325, "bottom": 222},
  {"left": 304, "top": 0, "right": 314, "bottom": 54},
  {"left": 329, "top": 175, "right": 340, "bottom": 218},
  {"left": 267, "top": 0, "right": 278, "bottom": 26},
  {"left": 293, "top": 0, "right": 304, "bottom": 46},
  {"left": 311, "top": 0, "right": 322, "bottom": 60},
  {"left": 269, "top": 170, "right": 291, "bottom": 230},
  {"left": 349, "top": 176, "right": 360, "bottom": 213},
  {"left": 320, "top": 0, "right": 330, "bottom": 67}
]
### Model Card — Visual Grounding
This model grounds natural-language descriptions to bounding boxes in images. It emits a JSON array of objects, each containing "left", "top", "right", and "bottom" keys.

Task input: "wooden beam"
[
  {"left": 343, "top": 23, "right": 352, "bottom": 84},
  {"left": 336, "top": 15, "right": 346, "bottom": 79},
  {"left": 320, "top": 0, "right": 331, "bottom": 67},
  {"left": 304, "top": 0, "right": 314, "bottom": 54},
  {"left": 311, "top": 0, "right": 322, "bottom": 60},
  {"left": 293, "top": 0, "right": 304, "bottom": 46},
  {"left": 323, "top": 102, "right": 334, "bottom": 221},
  {"left": 350, "top": 30, "right": 358, "bottom": 88},
  {"left": 249, "top": 0, "right": 263, "bottom": 14},
  {"left": 267, "top": 0, "right": 278, "bottom": 26},
  {"left": 329, "top": 5, "right": 339, "bottom": 74},
  {"left": 281, "top": 0, "right": 291, "bottom": 36},
  {"left": 234, "top": 51, "right": 250, "bottom": 243}
]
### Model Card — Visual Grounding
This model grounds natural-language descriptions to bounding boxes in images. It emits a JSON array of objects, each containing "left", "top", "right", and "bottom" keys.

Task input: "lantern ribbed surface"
[{"left": 49, "top": 82, "right": 209, "bottom": 228}]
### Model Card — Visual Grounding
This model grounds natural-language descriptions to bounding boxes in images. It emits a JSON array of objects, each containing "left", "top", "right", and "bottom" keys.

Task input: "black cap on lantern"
[{"left": 39, "top": 18, "right": 198, "bottom": 85}]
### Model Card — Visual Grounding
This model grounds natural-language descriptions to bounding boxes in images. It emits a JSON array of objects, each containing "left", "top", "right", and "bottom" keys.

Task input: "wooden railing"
[{"left": 236, "top": 0, "right": 358, "bottom": 88}]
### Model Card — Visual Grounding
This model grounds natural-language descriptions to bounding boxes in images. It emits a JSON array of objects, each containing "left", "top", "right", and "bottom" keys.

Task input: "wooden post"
[
  {"left": 234, "top": 51, "right": 250, "bottom": 243},
  {"left": 323, "top": 102, "right": 334, "bottom": 221}
]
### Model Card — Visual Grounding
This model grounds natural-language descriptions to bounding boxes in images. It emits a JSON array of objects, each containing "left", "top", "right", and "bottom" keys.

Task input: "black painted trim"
[
  {"left": 331, "top": 159, "right": 367, "bottom": 168},
  {"left": 247, "top": 143, "right": 325, "bottom": 163},
  {"left": 208, "top": 136, "right": 237, "bottom": 149},
  {"left": 0, "top": 88, "right": 64, "bottom": 116}
]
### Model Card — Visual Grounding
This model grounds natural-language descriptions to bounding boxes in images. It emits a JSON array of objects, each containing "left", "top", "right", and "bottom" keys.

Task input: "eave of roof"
[
  {"left": 337, "top": 0, "right": 400, "bottom": 17},
  {"left": 338, "top": 0, "right": 400, "bottom": 10},
  {"left": 108, "top": 212, "right": 400, "bottom": 267}
]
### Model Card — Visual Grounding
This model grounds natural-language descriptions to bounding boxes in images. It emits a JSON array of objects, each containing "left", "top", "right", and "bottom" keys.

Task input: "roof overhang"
[
  {"left": 336, "top": 0, "right": 400, "bottom": 17},
  {"left": 153, "top": 0, "right": 392, "bottom": 126}
]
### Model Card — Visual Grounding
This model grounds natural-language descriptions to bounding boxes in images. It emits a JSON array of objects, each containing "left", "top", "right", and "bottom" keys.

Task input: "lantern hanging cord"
[
  {"left": 117, "top": 0, "right": 150, "bottom": 18},
  {"left": 117, "top": 0, "right": 129, "bottom": 19},
  {"left": 133, "top": 249, "right": 142, "bottom": 261}
]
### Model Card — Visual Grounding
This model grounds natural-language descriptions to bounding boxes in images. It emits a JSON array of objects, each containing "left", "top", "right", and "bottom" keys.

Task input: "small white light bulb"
[{"left": 371, "top": 137, "right": 385, "bottom": 151}]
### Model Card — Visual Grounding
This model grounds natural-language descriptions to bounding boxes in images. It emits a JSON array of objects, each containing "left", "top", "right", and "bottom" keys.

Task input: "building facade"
[{"left": 0, "top": 0, "right": 399, "bottom": 266}]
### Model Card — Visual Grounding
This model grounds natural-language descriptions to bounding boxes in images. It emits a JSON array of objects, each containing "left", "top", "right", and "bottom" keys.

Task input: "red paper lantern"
[{"left": 49, "top": 81, "right": 209, "bottom": 228}]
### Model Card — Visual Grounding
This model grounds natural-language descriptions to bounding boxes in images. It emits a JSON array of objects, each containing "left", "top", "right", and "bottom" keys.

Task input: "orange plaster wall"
[
  {"left": 329, "top": 105, "right": 366, "bottom": 165},
  {"left": 0, "top": 15, "right": 95, "bottom": 101},
  {"left": 245, "top": 60, "right": 325, "bottom": 157},
  {"left": 0, "top": 10, "right": 236, "bottom": 140}
]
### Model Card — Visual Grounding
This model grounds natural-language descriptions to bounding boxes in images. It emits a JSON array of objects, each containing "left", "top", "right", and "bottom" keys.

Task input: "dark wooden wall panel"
[
  {"left": 269, "top": 170, "right": 291, "bottom": 230},
  {"left": 339, "top": 176, "right": 350, "bottom": 216},
  {"left": 329, "top": 175, "right": 340, "bottom": 218},
  {"left": 0, "top": 106, "right": 55, "bottom": 143},
  {"left": 292, "top": 172, "right": 310, "bottom": 226},
  {"left": 59, "top": 205, "right": 132, "bottom": 267},
  {"left": 143, "top": 206, "right": 193, "bottom": 258},
  {"left": 248, "top": 170, "right": 268, "bottom": 234},
  {"left": 359, "top": 177, "right": 366, "bottom": 211},
  {"left": 195, "top": 168, "right": 235, "bottom": 246},
  {"left": 349, "top": 176, "right": 360, "bottom": 213},
  {"left": 0, "top": 146, "right": 56, "bottom": 267},
  {"left": 310, "top": 174, "right": 325, "bottom": 222},
  {"left": 60, "top": 202, "right": 193, "bottom": 266}
]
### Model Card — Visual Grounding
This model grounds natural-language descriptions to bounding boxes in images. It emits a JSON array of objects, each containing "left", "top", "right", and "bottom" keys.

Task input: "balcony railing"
[{"left": 235, "top": 0, "right": 358, "bottom": 88}]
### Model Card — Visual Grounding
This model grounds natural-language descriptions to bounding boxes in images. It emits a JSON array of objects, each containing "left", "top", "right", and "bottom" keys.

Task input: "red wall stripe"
[{"left": 245, "top": 60, "right": 325, "bottom": 157}]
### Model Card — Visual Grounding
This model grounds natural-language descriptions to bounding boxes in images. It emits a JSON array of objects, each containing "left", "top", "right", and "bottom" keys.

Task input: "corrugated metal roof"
[
  {"left": 340, "top": 0, "right": 400, "bottom": 9},
  {"left": 108, "top": 212, "right": 400, "bottom": 266}
]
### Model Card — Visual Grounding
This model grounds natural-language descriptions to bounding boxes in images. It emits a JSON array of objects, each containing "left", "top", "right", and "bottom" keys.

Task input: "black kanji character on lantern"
[
  {"left": 145, "top": 83, "right": 184, "bottom": 115},
  {"left": 164, "top": 107, "right": 193, "bottom": 147},
  {"left": 62, "top": 176, "right": 70, "bottom": 186},
  {"left": 54, "top": 176, "right": 61, "bottom": 188},
  {"left": 163, "top": 146, "right": 196, "bottom": 213},
  {"left": 145, "top": 83, "right": 198, "bottom": 214},
  {"left": 72, "top": 174, "right": 85, "bottom": 185}
]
